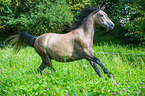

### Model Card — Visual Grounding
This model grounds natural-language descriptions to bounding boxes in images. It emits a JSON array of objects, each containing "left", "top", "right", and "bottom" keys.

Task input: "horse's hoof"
[
  {"left": 37, "top": 69, "right": 42, "bottom": 74},
  {"left": 108, "top": 74, "right": 114, "bottom": 78}
]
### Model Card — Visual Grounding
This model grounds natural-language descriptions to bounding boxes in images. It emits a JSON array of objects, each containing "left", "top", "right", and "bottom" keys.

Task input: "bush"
[
  {"left": 124, "top": 5, "right": 145, "bottom": 44},
  {"left": 0, "top": 0, "right": 74, "bottom": 39}
]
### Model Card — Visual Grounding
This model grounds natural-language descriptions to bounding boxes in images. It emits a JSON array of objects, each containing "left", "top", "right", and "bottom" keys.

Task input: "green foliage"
[
  {"left": 0, "top": 43, "right": 145, "bottom": 95},
  {"left": 66, "top": 0, "right": 92, "bottom": 14},
  {"left": 0, "top": 0, "right": 73, "bottom": 38},
  {"left": 124, "top": 4, "right": 145, "bottom": 44}
]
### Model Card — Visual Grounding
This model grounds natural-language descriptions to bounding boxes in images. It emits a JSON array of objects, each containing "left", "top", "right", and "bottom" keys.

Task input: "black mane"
[{"left": 70, "top": 5, "right": 97, "bottom": 31}]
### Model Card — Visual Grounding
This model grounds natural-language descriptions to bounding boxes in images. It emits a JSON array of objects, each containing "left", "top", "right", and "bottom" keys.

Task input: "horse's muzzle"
[{"left": 108, "top": 22, "right": 115, "bottom": 30}]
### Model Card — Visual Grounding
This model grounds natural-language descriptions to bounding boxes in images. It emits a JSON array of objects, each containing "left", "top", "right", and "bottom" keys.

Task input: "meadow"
[{"left": 0, "top": 42, "right": 145, "bottom": 96}]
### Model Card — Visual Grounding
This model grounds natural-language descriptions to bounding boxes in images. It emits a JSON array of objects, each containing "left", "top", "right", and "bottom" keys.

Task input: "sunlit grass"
[{"left": 0, "top": 43, "right": 145, "bottom": 95}]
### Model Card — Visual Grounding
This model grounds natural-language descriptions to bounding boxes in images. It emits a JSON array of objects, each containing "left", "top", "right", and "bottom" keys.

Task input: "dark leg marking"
[
  {"left": 93, "top": 57, "right": 113, "bottom": 78},
  {"left": 38, "top": 61, "right": 47, "bottom": 74},
  {"left": 86, "top": 54, "right": 113, "bottom": 78},
  {"left": 38, "top": 57, "right": 55, "bottom": 74},
  {"left": 90, "top": 61, "right": 103, "bottom": 77}
]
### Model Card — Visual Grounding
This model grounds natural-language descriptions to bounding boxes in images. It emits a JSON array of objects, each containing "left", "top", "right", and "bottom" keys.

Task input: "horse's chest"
[{"left": 78, "top": 39, "right": 94, "bottom": 54}]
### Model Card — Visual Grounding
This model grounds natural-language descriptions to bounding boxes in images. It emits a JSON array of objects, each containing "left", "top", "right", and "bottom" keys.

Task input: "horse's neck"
[{"left": 82, "top": 14, "right": 95, "bottom": 44}]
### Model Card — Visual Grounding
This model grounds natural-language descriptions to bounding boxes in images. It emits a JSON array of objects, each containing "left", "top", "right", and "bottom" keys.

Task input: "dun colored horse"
[{"left": 7, "top": 5, "right": 115, "bottom": 78}]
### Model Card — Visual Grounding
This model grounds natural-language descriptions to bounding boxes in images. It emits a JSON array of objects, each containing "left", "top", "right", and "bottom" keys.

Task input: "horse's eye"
[{"left": 99, "top": 14, "right": 103, "bottom": 17}]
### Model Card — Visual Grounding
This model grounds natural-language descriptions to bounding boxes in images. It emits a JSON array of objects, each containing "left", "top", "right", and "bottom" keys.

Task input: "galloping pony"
[{"left": 7, "top": 5, "right": 115, "bottom": 78}]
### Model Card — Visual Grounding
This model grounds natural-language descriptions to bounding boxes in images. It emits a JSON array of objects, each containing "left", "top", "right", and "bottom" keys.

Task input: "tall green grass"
[{"left": 0, "top": 43, "right": 145, "bottom": 95}]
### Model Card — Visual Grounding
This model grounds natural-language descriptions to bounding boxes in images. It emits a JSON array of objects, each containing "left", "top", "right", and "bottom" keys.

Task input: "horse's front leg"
[
  {"left": 89, "top": 61, "right": 103, "bottom": 78},
  {"left": 92, "top": 56, "right": 113, "bottom": 78},
  {"left": 86, "top": 55, "right": 113, "bottom": 78}
]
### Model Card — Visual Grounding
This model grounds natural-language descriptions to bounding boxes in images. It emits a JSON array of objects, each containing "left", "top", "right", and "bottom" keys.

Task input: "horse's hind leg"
[
  {"left": 38, "top": 60, "right": 47, "bottom": 73},
  {"left": 38, "top": 54, "right": 55, "bottom": 74}
]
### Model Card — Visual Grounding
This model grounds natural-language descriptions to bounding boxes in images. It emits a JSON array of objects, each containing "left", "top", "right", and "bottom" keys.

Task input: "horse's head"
[{"left": 94, "top": 5, "right": 115, "bottom": 30}]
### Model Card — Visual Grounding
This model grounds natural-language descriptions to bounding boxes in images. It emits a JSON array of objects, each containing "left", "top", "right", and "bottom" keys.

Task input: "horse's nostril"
[
  {"left": 110, "top": 24, "right": 114, "bottom": 27},
  {"left": 108, "top": 23, "right": 114, "bottom": 29}
]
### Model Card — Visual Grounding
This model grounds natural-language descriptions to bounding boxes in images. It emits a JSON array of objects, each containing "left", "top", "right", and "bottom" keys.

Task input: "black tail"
[
  {"left": 18, "top": 31, "right": 37, "bottom": 47},
  {"left": 6, "top": 31, "right": 37, "bottom": 53}
]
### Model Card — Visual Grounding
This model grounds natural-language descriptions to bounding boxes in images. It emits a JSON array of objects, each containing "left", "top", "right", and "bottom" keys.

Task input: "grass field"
[{"left": 0, "top": 42, "right": 145, "bottom": 96}]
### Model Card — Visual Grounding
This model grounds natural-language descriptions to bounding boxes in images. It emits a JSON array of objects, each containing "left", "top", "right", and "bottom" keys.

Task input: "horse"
[{"left": 6, "top": 5, "right": 115, "bottom": 78}]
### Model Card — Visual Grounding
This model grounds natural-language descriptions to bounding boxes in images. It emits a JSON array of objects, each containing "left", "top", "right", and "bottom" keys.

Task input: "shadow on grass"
[{"left": 93, "top": 30, "right": 144, "bottom": 49}]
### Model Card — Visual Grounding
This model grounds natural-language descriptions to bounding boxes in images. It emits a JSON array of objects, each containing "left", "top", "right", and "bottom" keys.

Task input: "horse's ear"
[
  {"left": 101, "top": 5, "right": 105, "bottom": 10},
  {"left": 97, "top": 5, "right": 100, "bottom": 10}
]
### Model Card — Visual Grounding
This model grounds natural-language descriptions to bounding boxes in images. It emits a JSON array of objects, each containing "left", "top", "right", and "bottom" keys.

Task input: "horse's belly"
[
  {"left": 48, "top": 48, "right": 84, "bottom": 62},
  {"left": 52, "top": 55, "right": 82, "bottom": 62}
]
